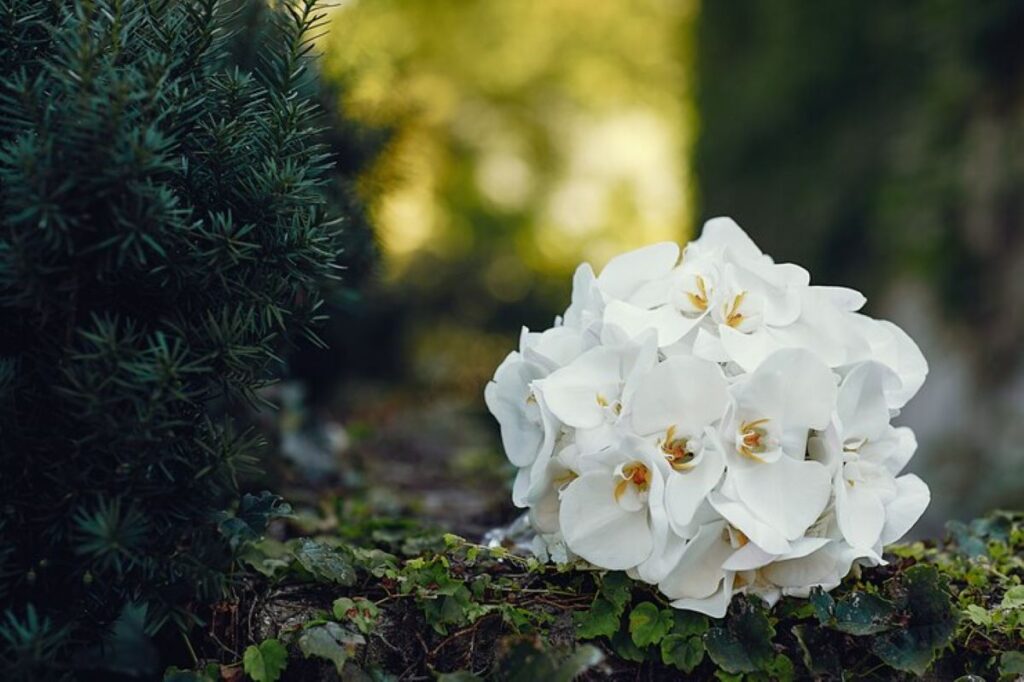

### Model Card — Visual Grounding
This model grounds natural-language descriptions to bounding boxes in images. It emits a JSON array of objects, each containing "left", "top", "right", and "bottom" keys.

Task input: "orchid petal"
[
  {"left": 670, "top": 580, "right": 733, "bottom": 618},
  {"left": 879, "top": 474, "right": 930, "bottom": 546},
  {"left": 630, "top": 356, "right": 729, "bottom": 437},
  {"left": 813, "top": 286, "right": 866, "bottom": 312},
  {"left": 761, "top": 544, "right": 838, "bottom": 589},
  {"left": 659, "top": 520, "right": 732, "bottom": 600},
  {"left": 597, "top": 242, "right": 680, "bottom": 300},
  {"left": 697, "top": 217, "right": 762, "bottom": 261},
  {"left": 718, "top": 325, "right": 781, "bottom": 373},
  {"left": 538, "top": 346, "right": 624, "bottom": 429},
  {"left": 708, "top": 491, "right": 792, "bottom": 555},
  {"left": 756, "top": 348, "right": 837, "bottom": 430},
  {"left": 837, "top": 361, "right": 899, "bottom": 444},
  {"left": 729, "top": 456, "right": 831, "bottom": 540},
  {"left": 559, "top": 471, "right": 653, "bottom": 570},
  {"left": 604, "top": 300, "right": 695, "bottom": 347},
  {"left": 835, "top": 475, "right": 886, "bottom": 549},
  {"left": 722, "top": 542, "right": 775, "bottom": 571},
  {"left": 665, "top": 445, "right": 725, "bottom": 535}
]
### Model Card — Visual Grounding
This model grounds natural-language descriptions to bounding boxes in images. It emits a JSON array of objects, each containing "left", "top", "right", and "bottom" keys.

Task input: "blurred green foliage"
[
  {"left": 697, "top": 0, "right": 1024, "bottom": 365},
  {"left": 319, "top": 0, "right": 698, "bottom": 395}
]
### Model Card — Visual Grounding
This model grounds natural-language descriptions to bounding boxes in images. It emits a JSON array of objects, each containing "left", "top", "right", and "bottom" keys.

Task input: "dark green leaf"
[
  {"left": 833, "top": 591, "right": 897, "bottom": 635},
  {"left": 660, "top": 634, "right": 704, "bottom": 672},
  {"left": 809, "top": 587, "right": 835, "bottom": 624},
  {"left": 628, "top": 602, "right": 673, "bottom": 647},
  {"left": 600, "top": 572, "right": 632, "bottom": 611},
  {"left": 574, "top": 597, "right": 620, "bottom": 640},
  {"left": 671, "top": 610, "right": 709, "bottom": 638},
  {"left": 999, "top": 651, "right": 1024, "bottom": 675},
  {"left": 870, "top": 565, "right": 958, "bottom": 676},
  {"left": 297, "top": 622, "right": 364, "bottom": 675},
  {"left": 243, "top": 639, "right": 288, "bottom": 682},
  {"left": 704, "top": 597, "right": 775, "bottom": 674},
  {"left": 611, "top": 629, "right": 646, "bottom": 662},
  {"left": 293, "top": 539, "right": 356, "bottom": 585},
  {"left": 791, "top": 624, "right": 841, "bottom": 678}
]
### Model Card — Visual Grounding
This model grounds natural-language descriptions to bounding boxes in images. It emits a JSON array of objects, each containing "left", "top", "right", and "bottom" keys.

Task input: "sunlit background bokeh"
[{"left": 295, "top": 0, "right": 1024, "bottom": 539}]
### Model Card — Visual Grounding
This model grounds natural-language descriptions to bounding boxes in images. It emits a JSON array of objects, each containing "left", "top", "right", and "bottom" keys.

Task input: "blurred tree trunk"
[{"left": 694, "top": 0, "right": 1024, "bottom": 531}]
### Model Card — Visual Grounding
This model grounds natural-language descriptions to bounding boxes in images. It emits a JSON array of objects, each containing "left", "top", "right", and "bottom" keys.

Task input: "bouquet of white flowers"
[{"left": 485, "top": 218, "right": 930, "bottom": 617}]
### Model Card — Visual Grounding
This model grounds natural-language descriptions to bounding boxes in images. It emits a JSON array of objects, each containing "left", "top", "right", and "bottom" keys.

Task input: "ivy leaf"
[
  {"left": 574, "top": 597, "right": 620, "bottom": 640},
  {"left": 297, "top": 622, "right": 364, "bottom": 675},
  {"left": 946, "top": 515, "right": 1012, "bottom": 558},
  {"left": 999, "top": 585, "right": 1024, "bottom": 610},
  {"left": 600, "top": 572, "right": 632, "bottom": 611},
  {"left": 611, "top": 629, "right": 646, "bottom": 662},
  {"left": 292, "top": 539, "right": 356, "bottom": 585},
  {"left": 810, "top": 588, "right": 896, "bottom": 635},
  {"left": 870, "top": 564, "right": 957, "bottom": 676},
  {"left": 833, "top": 591, "right": 897, "bottom": 635},
  {"left": 963, "top": 604, "right": 992, "bottom": 626},
  {"left": 671, "top": 611, "right": 708, "bottom": 638},
  {"left": 792, "top": 624, "right": 841, "bottom": 678},
  {"left": 628, "top": 602, "right": 673, "bottom": 647},
  {"left": 660, "top": 634, "right": 704, "bottom": 672},
  {"left": 216, "top": 492, "right": 292, "bottom": 549},
  {"left": 809, "top": 588, "right": 835, "bottom": 624},
  {"left": 764, "top": 653, "right": 795, "bottom": 682},
  {"left": 332, "top": 597, "right": 380, "bottom": 634},
  {"left": 1000, "top": 651, "right": 1024, "bottom": 676},
  {"left": 242, "top": 639, "right": 288, "bottom": 682},
  {"left": 704, "top": 597, "right": 775, "bottom": 674}
]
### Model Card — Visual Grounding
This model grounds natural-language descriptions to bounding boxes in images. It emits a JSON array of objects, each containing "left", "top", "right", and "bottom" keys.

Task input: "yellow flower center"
[
  {"left": 553, "top": 470, "right": 578, "bottom": 489},
  {"left": 738, "top": 418, "right": 771, "bottom": 462},
  {"left": 614, "top": 461, "right": 650, "bottom": 502},
  {"left": 724, "top": 291, "right": 747, "bottom": 328},
  {"left": 660, "top": 425, "right": 696, "bottom": 471},
  {"left": 686, "top": 274, "right": 710, "bottom": 312}
]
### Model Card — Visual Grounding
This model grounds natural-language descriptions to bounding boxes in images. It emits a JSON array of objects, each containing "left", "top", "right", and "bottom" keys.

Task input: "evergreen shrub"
[{"left": 0, "top": 0, "right": 345, "bottom": 673}]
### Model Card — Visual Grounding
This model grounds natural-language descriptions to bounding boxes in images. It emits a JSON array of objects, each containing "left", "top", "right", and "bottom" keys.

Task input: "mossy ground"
[{"left": 167, "top": 508, "right": 1024, "bottom": 681}]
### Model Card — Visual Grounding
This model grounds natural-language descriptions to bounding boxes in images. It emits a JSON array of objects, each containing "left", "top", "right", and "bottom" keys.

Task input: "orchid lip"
[
  {"left": 613, "top": 461, "right": 651, "bottom": 503},
  {"left": 660, "top": 425, "right": 701, "bottom": 471},
  {"left": 737, "top": 418, "right": 774, "bottom": 462}
]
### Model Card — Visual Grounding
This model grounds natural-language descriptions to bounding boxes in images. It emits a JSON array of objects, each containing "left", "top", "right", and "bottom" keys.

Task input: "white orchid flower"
[
  {"left": 844, "top": 313, "right": 928, "bottom": 409},
  {"left": 658, "top": 518, "right": 744, "bottom": 618},
  {"left": 603, "top": 218, "right": 809, "bottom": 351},
  {"left": 714, "top": 285, "right": 860, "bottom": 373},
  {"left": 814, "top": 361, "right": 930, "bottom": 550},
  {"left": 526, "top": 444, "right": 582, "bottom": 534},
  {"left": 714, "top": 349, "right": 836, "bottom": 549},
  {"left": 628, "top": 355, "right": 730, "bottom": 536},
  {"left": 535, "top": 332, "right": 658, "bottom": 456},
  {"left": 558, "top": 434, "right": 669, "bottom": 571},
  {"left": 594, "top": 241, "right": 681, "bottom": 302},
  {"left": 602, "top": 249, "right": 720, "bottom": 348},
  {"left": 561, "top": 263, "right": 604, "bottom": 337},
  {"left": 485, "top": 326, "right": 588, "bottom": 506},
  {"left": 489, "top": 224, "right": 931, "bottom": 615}
]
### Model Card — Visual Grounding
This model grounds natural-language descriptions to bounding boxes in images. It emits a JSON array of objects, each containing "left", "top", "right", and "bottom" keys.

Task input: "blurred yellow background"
[{"left": 323, "top": 0, "right": 698, "bottom": 282}]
